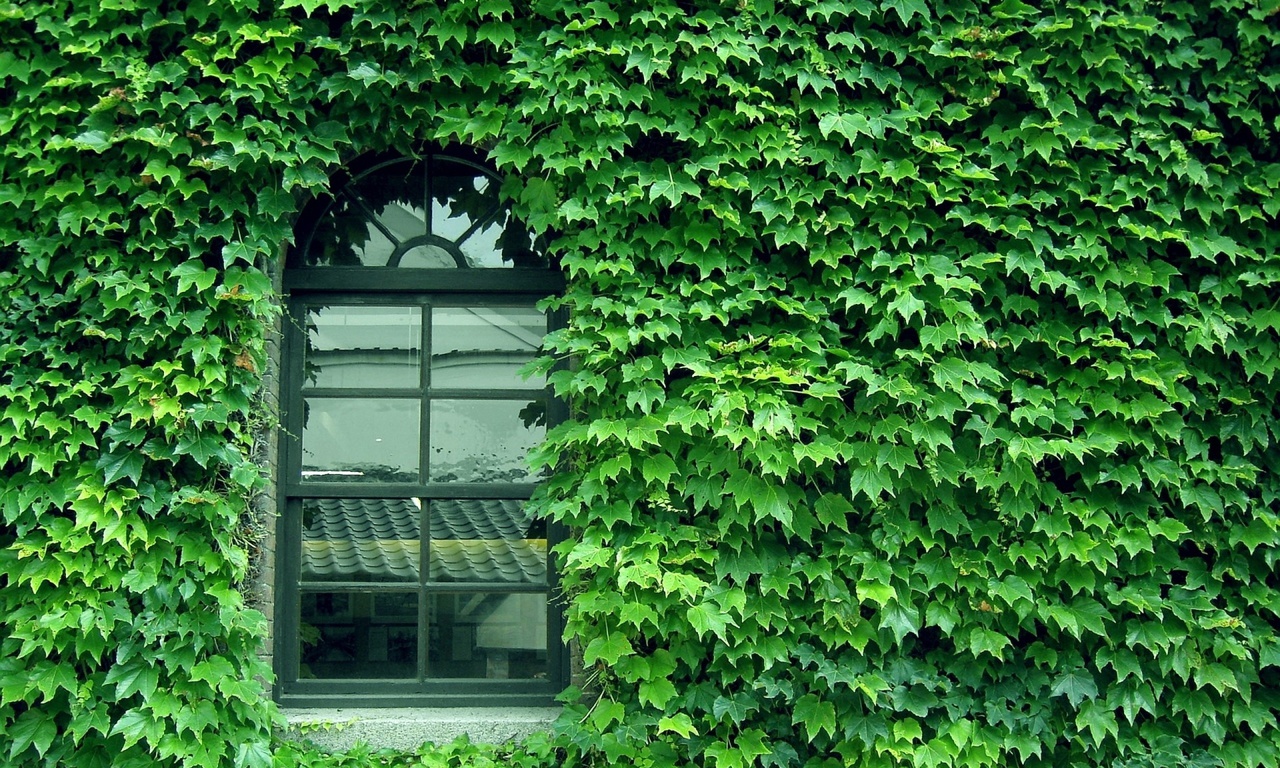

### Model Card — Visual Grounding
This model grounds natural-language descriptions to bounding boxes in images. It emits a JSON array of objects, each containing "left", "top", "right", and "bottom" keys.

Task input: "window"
[{"left": 274, "top": 149, "right": 567, "bottom": 707}]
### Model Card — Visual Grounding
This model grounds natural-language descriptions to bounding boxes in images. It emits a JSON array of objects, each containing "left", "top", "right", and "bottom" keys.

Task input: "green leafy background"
[{"left": 1, "top": 0, "right": 1278, "bottom": 767}]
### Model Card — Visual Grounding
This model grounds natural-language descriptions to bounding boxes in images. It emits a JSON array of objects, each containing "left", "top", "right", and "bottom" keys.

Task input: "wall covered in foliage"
[{"left": 1, "top": 0, "right": 1278, "bottom": 767}]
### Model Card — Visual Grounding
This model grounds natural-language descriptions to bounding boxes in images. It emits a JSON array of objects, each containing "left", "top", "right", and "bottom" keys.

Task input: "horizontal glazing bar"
[
  {"left": 299, "top": 582, "right": 549, "bottom": 593},
  {"left": 285, "top": 270, "right": 565, "bottom": 294},
  {"left": 301, "top": 388, "right": 422, "bottom": 397},
  {"left": 284, "top": 483, "right": 538, "bottom": 498},
  {"left": 427, "top": 389, "right": 548, "bottom": 399}
]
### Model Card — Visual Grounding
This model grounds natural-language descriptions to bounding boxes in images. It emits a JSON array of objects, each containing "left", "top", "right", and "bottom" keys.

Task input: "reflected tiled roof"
[{"left": 301, "top": 498, "right": 545, "bottom": 583}]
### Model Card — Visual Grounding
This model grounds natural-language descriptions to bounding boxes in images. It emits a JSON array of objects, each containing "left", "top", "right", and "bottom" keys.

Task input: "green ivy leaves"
[{"left": 3, "top": 1, "right": 1280, "bottom": 768}]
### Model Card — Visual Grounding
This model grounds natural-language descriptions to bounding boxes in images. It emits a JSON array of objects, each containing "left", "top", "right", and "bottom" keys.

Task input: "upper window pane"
[
  {"left": 431, "top": 307, "right": 545, "bottom": 390},
  {"left": 305, "top": 305, "right": 422, "bottom": 389},
  {"left": 299, "top": 155, "right": 549, "bottom": 269}
]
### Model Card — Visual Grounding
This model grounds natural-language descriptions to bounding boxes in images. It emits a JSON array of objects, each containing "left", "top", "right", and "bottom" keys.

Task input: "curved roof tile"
[{"left": 300, "top": 498, "right": 545, "bottom": 583}]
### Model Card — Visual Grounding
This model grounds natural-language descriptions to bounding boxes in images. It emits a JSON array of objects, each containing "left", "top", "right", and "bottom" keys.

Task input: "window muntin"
[{"left": 278, "top": 151, "right": 565, "bottom": 706}]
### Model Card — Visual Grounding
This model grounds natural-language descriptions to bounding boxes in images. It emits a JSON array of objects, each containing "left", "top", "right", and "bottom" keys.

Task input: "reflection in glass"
[
  {"left": 305, "top": 306, "right": 421, "bottom": 389},
  {"left": 301, "top": 498, "right": 422, "bottom": 583},
  {"left": 431, "top": 308, "right": 546, "bottom": 389},
  {"left": 426, "top": 592, "right": 548, "bottom": 679},
  {"left": 428, "top": 399, "right": 545, "bottom": 483},
  {"left": 304, "top": 194, "right": 389, "bottom": 267},
  {"left": 428, "top": 499, "right": 546, "bottom": 584},
  {"left": 302, "top": 398, "right": 419, "bottom": 482},
  {"left": 431, "top": 167, "right": 499, "bottom": 236},
  {"left": 299, "top": 591, "right": 418, "bottom": 679},
  {"left": 398, "top": 243, "right": 459, "bottom": 268}
]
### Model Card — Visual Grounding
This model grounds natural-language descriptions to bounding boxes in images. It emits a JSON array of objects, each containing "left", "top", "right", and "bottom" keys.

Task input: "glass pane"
[
  {"left": 301, "top": 498, "right": 422, "bottom": 583},
  {"left": 302, "top": 398, "right": 419, "bottom": 483},
  {"left": 428, "top": 399, "right": 545, "bottom": 483},
  {"left": 299, "top": 591, "right": 418, "bottom": 679},
  {"left": 428, "top": 499, "right": 547, "bottom": 584},
  {"left": 398, "top": 243, "right": 459, "bottom": 268},
  {"left": 304, "top": 306, "right": 421, "bottom": 389},
  {"left": 431, "top": 308, "right": 546, "bottom": 389},
  {"left": 427, "top": 592, "right": 548, "bottom": 679},
  {"left": 457, "top": 209, "right": 509, "bottom": 268},
  {"left": 429, "top": 158, "right": 501, "bottom": 246},
  {"left": 304, "top": 194, "right": 393, "bottom": 267}
]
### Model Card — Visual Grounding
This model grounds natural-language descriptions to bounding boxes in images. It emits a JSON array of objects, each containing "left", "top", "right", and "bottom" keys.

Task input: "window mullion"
[{"left": 419, "top": 301, "right": 433, "bottom": 682}]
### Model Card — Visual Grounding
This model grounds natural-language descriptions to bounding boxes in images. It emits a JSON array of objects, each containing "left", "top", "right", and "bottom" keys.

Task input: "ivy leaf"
[
  {"left": 97, "top": 449, "right": 144, "bottom": 485},
  {"left": 792, "top": 695, "right": 837, "bottom": 740},
  {"left": 850, "top": 463, "right": 891, "bottom": 500},
  {"left": 1148, "top": 517, "right": 1191, "bottom": 540},
  {"left": 1026, "top": 130, "right": 1063, "bottom": 162},
  {"left": 714, "top": 692, "right": 758, "bottom": 725},
  {"left": 878, "top": 443, "right": 917, "bottom": 476},
  {"left": 639, "top": 676, "right": 678, "bottom": 709},
  {"left": 882, "top": 0, "right": 930, "bottom": 23},
  {"left": 968, "top": 627, "right": 1011, "bottom": 660},
  {"left": 110, "top": 709, "right": 159, "bottom": 749},
  {"left": 642, "top": 454, "right": 678, "bottom": 486},
  {"left": 648, "top": 173, "right": 701, "bottom": 206},
  {"left": 658, "top": 714, "right": 698, "bottom": 738},
  {"left": 256, "top": 187, "right": 293, "bottom": 219},
  {"left": 235, "top": 741, "right": 273, "bottom": 768},
  {"left": 912, "top": 740, "right": 953, "bottom": 768},
  {"left": 626, "top": 49, "right": 669, "bottom": 80},
  {"left": 687, "top": 602, "right": 733, "bottom": 641},
  {"left": 172, "top": 261, "right": 218, "bottom": 294},
  {"left": 1075, "top": 701, "right": 1119, "bottom": 747},
  {"left": 190, "top": 656, "right": 236, "bottom": 685},
  {"left": 880, "top": 602, "right": 921, "bottom": 644},
  {"left": 814, "top": 493, "right": 852, "bottom": 532},
  {"left": 175, "top": 435, "right": 225, "bottom": 467},
  {"left": 583, "top": 633, "right": 632, "bottom": 666},
  {"left": 520, "top": 177, "right": 559, "bottom": 216},
  {"left": 1050, "top": 667, "right": 1099, "bottom": 706},
  {"left": 8, "top": 709, "right": 57, "bottom": 759},
  {"left": 992, "top": 0, "right": 1037, "bottom": 18},
  {"left": 104, "top": 661, "right": 159, "bottom": 700},
  {"left": 857, "top": 580, "right": 896, "bottom": 607},
  {"left": 1193, "top": 663, "right": 1238, "bottom": 695},
  {"left": 33, "top": 663, "right": 78, "bottom": 701},
  {"left": 347, "top": 61, "right": 382, "bottom": 84},
  {"left": 733, "top": 473, "right": 792, "bottom": 527},
  {"left": 72, "top": 130, "right": 112, "bottom": 152},
  {"left": 818, "top": 113, "right": 871, "bottom": 142},
  {"left": 1179, "top": 484, "right": 1224, "bottom": 519},
  {"left": 280, "top": 0, "right": 334, "bottom": 12}
]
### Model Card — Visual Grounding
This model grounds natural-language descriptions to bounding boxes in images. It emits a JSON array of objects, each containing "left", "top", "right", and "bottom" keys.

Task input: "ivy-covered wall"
[{"left": 2, "top": 1, "right": 1278, "bottom": 767}]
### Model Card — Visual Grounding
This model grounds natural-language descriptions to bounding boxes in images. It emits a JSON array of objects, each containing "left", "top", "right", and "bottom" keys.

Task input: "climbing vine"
[{"left": 1, "top": 0, "right": 1278, "bottom": 767}]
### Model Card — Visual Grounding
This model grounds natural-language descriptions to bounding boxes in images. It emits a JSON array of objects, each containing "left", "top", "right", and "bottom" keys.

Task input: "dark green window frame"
[{"left": 274, "top": 149, "right": 568, "bottom": 707}]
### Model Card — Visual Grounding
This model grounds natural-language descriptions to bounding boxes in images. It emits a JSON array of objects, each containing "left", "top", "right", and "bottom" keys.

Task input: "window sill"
[{"left": 283, "top": 706, "right": 562, "bottom": 752}]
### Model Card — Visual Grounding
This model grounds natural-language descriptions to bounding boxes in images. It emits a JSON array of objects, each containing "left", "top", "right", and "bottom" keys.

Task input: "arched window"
[{"left": 274, "top": 149, "right": 567, "bottom": 707}]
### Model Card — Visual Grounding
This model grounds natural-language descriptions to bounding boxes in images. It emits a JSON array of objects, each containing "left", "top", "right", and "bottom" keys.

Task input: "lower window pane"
[
  {"left": 427, "top": 593, "right": 548, "bottom": 680},
  {"left": 300, "top": 591, "right": 418, "bottom": 679},
  {"left": 302, "top": 498, "right": 421, "bottom": 583}
]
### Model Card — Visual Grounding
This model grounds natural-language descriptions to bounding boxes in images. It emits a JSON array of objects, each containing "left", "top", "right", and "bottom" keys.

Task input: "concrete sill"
[{"left": 284, "top": 707, "right": 562, "bottom": 752}]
